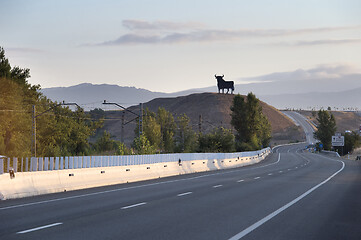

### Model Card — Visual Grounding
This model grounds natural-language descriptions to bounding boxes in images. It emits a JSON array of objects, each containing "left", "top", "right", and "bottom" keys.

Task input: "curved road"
[{"left": 0, "top": 113, "right": 360, "bottom": 239}]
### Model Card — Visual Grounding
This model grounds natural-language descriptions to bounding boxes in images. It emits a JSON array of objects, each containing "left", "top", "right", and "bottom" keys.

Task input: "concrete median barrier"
[{"left": 0, "top": 148, "right": 270, "bottom": 200}]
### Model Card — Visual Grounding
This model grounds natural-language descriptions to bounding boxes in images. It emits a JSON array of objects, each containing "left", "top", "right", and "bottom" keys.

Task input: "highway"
[{"left": 0, "top": 113, "right": 360, "bottom": 239}]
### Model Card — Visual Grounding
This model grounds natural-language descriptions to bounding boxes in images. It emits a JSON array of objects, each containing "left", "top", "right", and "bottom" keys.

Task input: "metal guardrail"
[{"left": 0, "top": 148, "right": 270, "bottom": 175}]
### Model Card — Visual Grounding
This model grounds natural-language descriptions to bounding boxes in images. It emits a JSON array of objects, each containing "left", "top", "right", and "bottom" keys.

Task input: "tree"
[
  {"left": 343, "top": 131, "right": 361, "bottom": 155},
  {"left": 230, "top": 93, "right": 271, "bottom": 151},
  {"left": 142, "top": 109, "right": 162, "bottom": 150},
  {"left": 175, "top": 114, "right": 198, "bottom": 152},
  {"left": 0, "top": 46, "right": 101, "bottom": 157},
  {"left": 0, "top": 77, "right": 31, "bottom": 157},
  {"left": 157, "top": 107, "right": 176, "bottom": 153},
  {"left": 198, "top": 127, "right": 235, "bottom": 153},
  {"left": 314, "top": 110, "right": 336, "bottom": 150},
  {"left": 95, "top": 130, "right": 118, "bottom": 153},
  {"left": 116, "top": 142, "right": 131, "bottom": 155},
  {"left": 137, "top": 107, "right": 176, "bottom": 153},
  {"left": 132, "top": 135, "right": 156, "bottom": 155}
]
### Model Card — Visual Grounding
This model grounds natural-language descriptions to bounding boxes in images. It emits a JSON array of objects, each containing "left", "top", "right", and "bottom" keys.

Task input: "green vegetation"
[
  {"left": 198, "top": 127, "right": 235, "bottom": 153},
  {"left": 230, "top": 93, "right": 271, "bottom": 151},
  {"left": 174, "top": 114, "right": 198, "bottom": 153},
  {"left": 343, "top": 131, "right": 361, "bottom": 155},
  {"left": 314, "top": 110, "right": 336, "bottom": 150},
  {"left": 137, "top": 108, "right": 239, "bottom": 154},
  {"left": 0, "top": 47, "right": 101, "bottom": 157}
]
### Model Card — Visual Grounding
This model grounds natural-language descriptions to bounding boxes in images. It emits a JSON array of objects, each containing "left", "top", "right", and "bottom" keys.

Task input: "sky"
[{"left": 1, "top": 0, "right": 361, "bottom": 93}]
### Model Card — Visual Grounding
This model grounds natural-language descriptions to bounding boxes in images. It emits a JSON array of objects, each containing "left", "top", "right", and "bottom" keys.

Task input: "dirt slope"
[{"left": 299, "top": 110, "right": 361, "bottom": 133}]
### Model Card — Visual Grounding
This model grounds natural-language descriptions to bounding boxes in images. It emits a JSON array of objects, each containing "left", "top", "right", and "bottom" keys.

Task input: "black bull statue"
[{"left": 215, "top": 75, "right": 234, "bottom": 94}]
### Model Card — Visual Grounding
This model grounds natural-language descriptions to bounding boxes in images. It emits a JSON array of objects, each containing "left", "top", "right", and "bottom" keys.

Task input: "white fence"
[{"left": 0, "top": 148, "right": 270, "bottom": 175}]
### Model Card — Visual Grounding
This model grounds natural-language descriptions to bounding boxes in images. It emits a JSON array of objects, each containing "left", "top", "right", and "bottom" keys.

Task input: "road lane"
[{"left": 2, "top": 145, "right": 358, "bottom": 240}]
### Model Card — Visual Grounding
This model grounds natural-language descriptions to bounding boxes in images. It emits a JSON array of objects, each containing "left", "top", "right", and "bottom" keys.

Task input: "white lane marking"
[
  {"left": 254, "top": 177, "right": 260, "bottom": 180},
  {"left": 279, "top": 171, "right": 283, "bottom": 173},
  {"left": 121, "top": 202, "right": 147, "bottom": 210},
  {"left": 213, "top": 185, "right": 223, "bottom": 188},
  {"left": 237, "top": 180, "right": 244, "bottom": 183},
  {"left": 228, "top": 158, "right": 345, "bottom": 240},
  {"left": 287, "top": 169, "right": 291, "bottom": 171},
  {"left": 17, "top": 223, "right": 63, "bottom": 234},
  {"left": 1, "top": 153, "right": 281, "bottom": 212},
  {"left": 295, "top": 167, "right": 298, "bottom": 169},
  {"left": 177, "top": 192, "right": 192, "bottom": 197},
  {"left": 268, "top": 173, "right": 273, "bottom": 176}
]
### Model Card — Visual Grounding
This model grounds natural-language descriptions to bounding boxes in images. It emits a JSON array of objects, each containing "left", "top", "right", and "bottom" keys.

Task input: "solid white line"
[
  {"left": 1, "top": 153, "right": 281, "bottom": 212},
  {"left": 279, "top": 171, "right": 283, "bottom": 173},
  {"left": 17, "top": 223, "right": 63, "bottom": 234},
  {"left": 228, "top": 158, "right": 345, "bottom": 240},
  {"left": 121, "top": 202, "right": 146, "bottom": 210},
  {"left": 213, "top": 185, "right": 223, "bottom": 188},
  {"left": 237, "top": 180, "right": 244, "bottom": 182},
  {"left": 254, "top": 177, "right": 260, "bottom": 180},
  {"left": 177, "top": 192, "right": 192, "bottom": 197},
  {"left": 268, "top": 173, "right": 273, "bottom": 176}
]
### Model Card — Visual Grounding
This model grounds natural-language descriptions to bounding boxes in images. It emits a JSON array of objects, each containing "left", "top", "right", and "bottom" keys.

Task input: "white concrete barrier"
[{"left": 0, "top": 148, "right": 270, "bottom": 200}]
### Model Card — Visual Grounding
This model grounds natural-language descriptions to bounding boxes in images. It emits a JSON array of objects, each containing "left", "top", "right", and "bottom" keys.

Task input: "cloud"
[
  {"left": 122, "top": 20, "right": 204, "bottom": 31},
  {"left": 5, "top": 47, "right": 44, "bottom": 53},
  {"left": 294, "top": 39, "right": 361, "bottom": 46},
  {"left": 89, "top": 20, "right": 361, "bottom": 46},
  {"left": 241, "top": 64, "right": 361, "bottom": 82}
]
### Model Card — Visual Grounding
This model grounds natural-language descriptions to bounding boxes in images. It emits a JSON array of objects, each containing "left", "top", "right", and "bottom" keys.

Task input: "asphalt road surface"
[{"left": 0, "top": 113, "right": 360, "bottom": 240}]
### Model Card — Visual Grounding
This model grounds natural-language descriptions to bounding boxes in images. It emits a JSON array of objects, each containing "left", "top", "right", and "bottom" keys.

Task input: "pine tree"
[
  {"left": 314, "top": 110, "right": 336, "bottom": 150},
  {"left": 230, "top": 93, "right": 271, "bottom": 151}
]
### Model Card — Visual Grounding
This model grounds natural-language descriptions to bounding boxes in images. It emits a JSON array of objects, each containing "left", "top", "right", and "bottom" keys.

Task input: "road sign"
[
  {"left": 332, "top": 135, "right": 344, "bottom": 147},
  {"left": 319, "top": 143, "right": 323, "bottom": 149}
]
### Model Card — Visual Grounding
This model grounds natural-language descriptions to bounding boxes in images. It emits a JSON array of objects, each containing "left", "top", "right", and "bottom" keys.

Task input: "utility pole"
[
  {"left": 199, "top": 114, "right": 202, "bottom": 133},
  {"left": 31, "top": 102, "right": 80, "bottom": 157},
  {"left": 103, "top": 101, "right": 143, "bottom": 139},
  {"left": 139, "top": 103, "right": 143, "bottom": 136},
  {"left": 31, "top": 105, "right": 36, "bottom": 157},
  {"left": 121, "top": 111, "right": 125, "bottom": 143}
]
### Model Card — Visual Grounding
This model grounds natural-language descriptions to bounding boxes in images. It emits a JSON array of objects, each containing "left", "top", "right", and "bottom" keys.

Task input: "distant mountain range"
[{"left": 41, "top": 74, "right": 361, "bottom": 110}]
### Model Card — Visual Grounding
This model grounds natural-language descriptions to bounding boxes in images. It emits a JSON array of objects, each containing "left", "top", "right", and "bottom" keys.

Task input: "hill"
[
  {"left": 298, "top": 110, "right": 361, "bottom": 133},
  {"left": 99, "top": 93, "right": 304, "bottom": 146}
]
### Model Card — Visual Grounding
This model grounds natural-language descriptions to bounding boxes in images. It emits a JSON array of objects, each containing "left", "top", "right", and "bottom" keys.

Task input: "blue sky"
[{"left": 1, "top": 0, "right": 361, "bottom": 92}]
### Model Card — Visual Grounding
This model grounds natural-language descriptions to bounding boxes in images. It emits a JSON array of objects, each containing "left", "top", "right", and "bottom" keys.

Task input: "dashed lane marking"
[
  {"left": 121, "top": 202, "right": 147, "bottom": 210},
  {"left": 177, "top": 192, "right": 192, "bottom": 197},
  {"left": 17, "top": 223, "right": 63, "bottom": 234}
]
